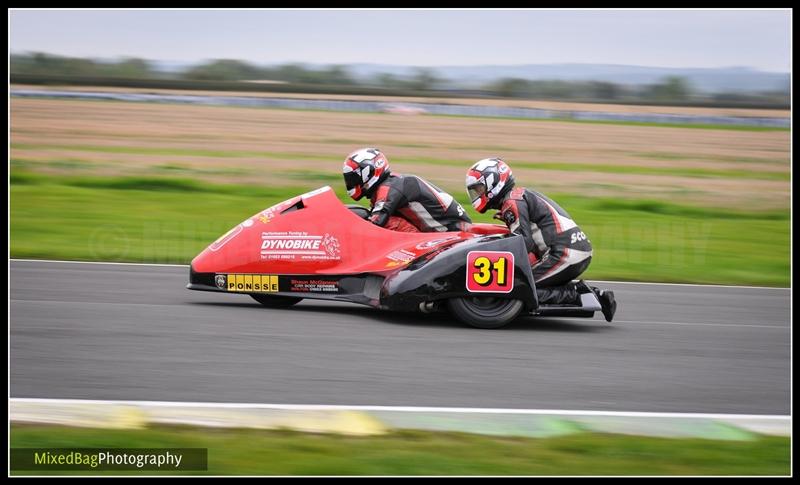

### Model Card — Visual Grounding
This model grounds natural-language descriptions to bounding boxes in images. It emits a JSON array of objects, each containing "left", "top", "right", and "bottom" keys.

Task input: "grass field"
[
  {"left": 11, "top": 98, "right": 790, "bottom": 210},
  {"left": 9, "top": 97, "right": 791, "bottom": 285},
  {"left": 10, "top": 172, "right": 789, "bottom": 286},
  {"left": 10, "top": 424, "right": 790, "bottom": 476}
]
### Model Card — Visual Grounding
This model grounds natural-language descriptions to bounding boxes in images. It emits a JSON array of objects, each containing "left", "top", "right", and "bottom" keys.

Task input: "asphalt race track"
[{"left": 10, "top": 260, "right": 791, "bottom": 414}]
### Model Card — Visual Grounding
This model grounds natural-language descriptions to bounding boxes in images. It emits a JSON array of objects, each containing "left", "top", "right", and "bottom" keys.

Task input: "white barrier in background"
[{"left": 10, "top": 89, "right": 790, "bottom": 128}]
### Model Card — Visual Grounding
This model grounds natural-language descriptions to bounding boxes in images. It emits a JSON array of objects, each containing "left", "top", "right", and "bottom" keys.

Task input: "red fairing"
[{"left": 191, "top": 186, "right": 508, "bottom": 275}]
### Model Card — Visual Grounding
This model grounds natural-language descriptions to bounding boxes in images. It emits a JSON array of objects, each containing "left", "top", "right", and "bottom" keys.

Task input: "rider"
[
  {"left": 343, "top": 148, "right": 472, "bottom": 232},
  {"left": 465, "top": 157, "right": 616, "bottom": 322}
]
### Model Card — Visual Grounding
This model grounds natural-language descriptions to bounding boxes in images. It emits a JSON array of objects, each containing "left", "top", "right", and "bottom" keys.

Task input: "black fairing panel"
[{"left": 379, "top": 235, "right": 537, "bottom": 311}]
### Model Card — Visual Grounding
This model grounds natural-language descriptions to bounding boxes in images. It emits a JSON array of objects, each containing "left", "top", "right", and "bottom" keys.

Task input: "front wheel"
[
  {"left": 250, "top": 294, "right": 303, "bottom": 308},
  {"left": 447, "top": 297, "right": 524, "bottom": 329}
]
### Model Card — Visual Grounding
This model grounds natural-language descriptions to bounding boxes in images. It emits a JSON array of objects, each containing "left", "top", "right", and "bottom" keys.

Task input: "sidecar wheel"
[
  {"left": 447, "top": 297, "right": 524, "bottom": 329},
  {"left": 250, "top": 294, "right": 303, "bottom": 308}
]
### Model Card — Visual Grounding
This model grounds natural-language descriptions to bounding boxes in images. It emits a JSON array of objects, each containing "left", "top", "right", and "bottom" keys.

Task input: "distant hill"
[{"left": 344, "top": 63, "right": 789, "bottom": 93}]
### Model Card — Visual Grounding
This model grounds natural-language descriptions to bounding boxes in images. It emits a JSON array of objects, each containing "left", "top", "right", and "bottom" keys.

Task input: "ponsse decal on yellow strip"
[{"left": 223, "top": 274, "right": 279, "bottom": 293}]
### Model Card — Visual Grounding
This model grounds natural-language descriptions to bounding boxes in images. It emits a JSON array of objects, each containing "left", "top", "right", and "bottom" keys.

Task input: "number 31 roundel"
[{"left": 466, "top": 251, "right": 515, "bottom": 293}]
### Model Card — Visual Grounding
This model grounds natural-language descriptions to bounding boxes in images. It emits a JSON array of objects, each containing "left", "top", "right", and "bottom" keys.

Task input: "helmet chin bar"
[
  {"left": 343, "top": 169, "right": 365, "bottom": 200},
  {"left": 346, "top": 184, "right": 363, "bottom": 200}
]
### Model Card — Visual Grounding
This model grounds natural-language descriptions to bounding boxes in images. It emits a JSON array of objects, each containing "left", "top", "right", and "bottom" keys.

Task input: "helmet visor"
[
  {"left": 343, "top": 171, "right": 363, "bottom": 192},
  {"left": 467, "top": 182, "right": 486, "bottom": 203}
]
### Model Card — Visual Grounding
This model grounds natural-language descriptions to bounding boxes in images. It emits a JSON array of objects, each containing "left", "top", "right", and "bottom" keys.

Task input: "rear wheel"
[
  {"left": 250, "top": 294, "right": 303, "bottom": 308},
  {"left": 447, "top": 297, "right": 524, "bottom": 329}
]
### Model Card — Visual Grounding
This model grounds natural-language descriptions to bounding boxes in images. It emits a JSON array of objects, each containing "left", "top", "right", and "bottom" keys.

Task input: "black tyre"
[
  {"left": 250, "top": 294, "right": 303, "bottom": 308},
  {"left": 447, "top": 297, "right": 524, "bottom": 329}
]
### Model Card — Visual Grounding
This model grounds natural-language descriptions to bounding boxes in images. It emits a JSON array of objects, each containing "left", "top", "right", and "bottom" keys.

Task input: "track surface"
[{"left": 10, "top": 260, "right": 791, "bottom": 414}]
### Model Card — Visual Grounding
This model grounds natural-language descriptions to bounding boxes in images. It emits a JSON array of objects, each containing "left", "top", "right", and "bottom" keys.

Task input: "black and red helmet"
[
  {"left": 465, "top": 158, "right": 515, "bottom": 213},
  {"left": 342, "top": 148, "right": 390, "bottom": 200}
]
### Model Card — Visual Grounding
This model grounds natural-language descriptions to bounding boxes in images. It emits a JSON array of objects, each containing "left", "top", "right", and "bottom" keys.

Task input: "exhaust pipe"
[{"left": 419, "top": 301, "right": 438, "bottom": 314}]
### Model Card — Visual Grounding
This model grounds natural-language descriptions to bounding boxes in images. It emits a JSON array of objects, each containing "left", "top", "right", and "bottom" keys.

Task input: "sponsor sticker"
[
  {"left": 260, "top": 232, "right": 341, "bottom": 261},
  {"left": 385, "top": 249, "right": 416, "bottom": 267},
  {"left": 223, "top": 274, "right": 279, "bottom": 293},
  {"left": 466, "top": 251, "right": 515, "bottom": 293},
  {"left": 387, "top": 249, "right": 416, "bottom": 262},
  {"left": 415, "top": 235, "right": 461, "bottom": 250},
  {"left": 209, "top": 224, "right": 243, "bottom": 252},
  {"left": 257, "top": 198, "right": 298, "bottom": 224},
  {"left": 214, "top": 274, "right": 226, "bottom": 289},
  {"left": 289, "top": 278, "right": 340, "bottom": 293}
]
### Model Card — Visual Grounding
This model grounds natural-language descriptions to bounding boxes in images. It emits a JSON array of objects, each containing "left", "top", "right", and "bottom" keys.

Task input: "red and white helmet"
[
  {"left": 465, "top": 158, "right": 515, "bottom": 213},
  {"left": 343, "top": 148, "right": 390, "bottom": 201}
]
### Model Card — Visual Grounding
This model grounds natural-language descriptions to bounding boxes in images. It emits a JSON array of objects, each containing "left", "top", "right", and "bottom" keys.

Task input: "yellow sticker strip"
[{"left": 226, "top": 274, "right": 279, "bottom": 293}]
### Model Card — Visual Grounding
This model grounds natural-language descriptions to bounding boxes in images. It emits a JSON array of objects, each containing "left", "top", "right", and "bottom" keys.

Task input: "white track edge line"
[
  {"left": 10, "top": 258, "right": 187, "bottom": 268},
  {"left": 9, "top": 259, "right": 791, "bottom": 290},
  {"left": 9, "top": 398, "right": 790, "bottom": 420}
]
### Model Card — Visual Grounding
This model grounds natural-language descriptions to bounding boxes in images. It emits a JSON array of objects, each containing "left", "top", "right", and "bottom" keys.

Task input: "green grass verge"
[
  {"left": 10, "top": 424, "right": 790, "bottom": 476},
  {"left": 10, "top": 172, "right": 789, "bottom": 286}
]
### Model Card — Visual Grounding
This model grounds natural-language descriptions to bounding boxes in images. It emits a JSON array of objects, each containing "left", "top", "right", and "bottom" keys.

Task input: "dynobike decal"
[{"left": 260, "top": 232, "right": 341, "bottom": 261}]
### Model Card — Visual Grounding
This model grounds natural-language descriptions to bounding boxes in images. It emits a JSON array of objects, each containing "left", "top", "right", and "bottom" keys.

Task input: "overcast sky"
[{"left": 8, "top": 9, "right": 792, "bottom": 71}]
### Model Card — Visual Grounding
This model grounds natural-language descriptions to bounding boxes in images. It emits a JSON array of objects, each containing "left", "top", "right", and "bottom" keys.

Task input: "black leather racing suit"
[
  {"left": 498, "top": 187, "right": 593, "bottom": 305},
  {"left": 369, "top": 173, "right": 472, "bottom": 232}
]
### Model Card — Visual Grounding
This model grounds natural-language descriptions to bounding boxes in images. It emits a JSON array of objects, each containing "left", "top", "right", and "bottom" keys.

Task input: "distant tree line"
[
  {"left": 487, "top": 76, "right": 696, "bottom": 103},
  {"left": 11, "top": 52, "right": 156, "bottom": 79},
  {"left": 10, "top": 52, "right": 789, "bottom": 108},
  {"left": 486, "top": 76, "right": 787, "bottom": 106}
]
